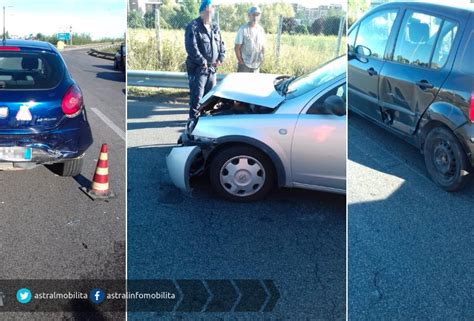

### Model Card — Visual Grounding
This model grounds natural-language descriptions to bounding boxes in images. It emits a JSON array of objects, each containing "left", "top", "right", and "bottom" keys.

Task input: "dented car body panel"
[
  {"left": 167, "top": 56, "right": 347, "bottom": 195},
  {"left": 0, "top": 40, "right": 93, "bottom": 169},
  {"left": 348, "top": 2, "right": 474, "bottom": 166},
  {"left": 200, "top": 72, "right": 285, "bottom": 108}
]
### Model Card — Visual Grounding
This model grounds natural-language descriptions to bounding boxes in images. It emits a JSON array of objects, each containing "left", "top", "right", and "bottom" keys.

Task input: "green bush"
[{"left": 128, "top": 11, "right": 144, "bottom": 29}]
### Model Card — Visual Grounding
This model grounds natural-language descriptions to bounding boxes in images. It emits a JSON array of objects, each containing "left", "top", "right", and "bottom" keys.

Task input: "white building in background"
[
  {"left": 128, "top": 0, "right": 164, "bottom": 14},
  {"left": 293, "top": 3, "right": 344, "bottom": 23}
]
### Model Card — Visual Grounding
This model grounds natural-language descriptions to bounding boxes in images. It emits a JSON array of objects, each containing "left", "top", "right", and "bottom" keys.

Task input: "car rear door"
[
  {"left": 348, "top": 8, "right": 399, "bottom": 121},
  {"left": 291, "top": 80, "right": 346, "bottom": 191},
  {"left": 378, "top": 8, "right": 466, "bottom": 135}
]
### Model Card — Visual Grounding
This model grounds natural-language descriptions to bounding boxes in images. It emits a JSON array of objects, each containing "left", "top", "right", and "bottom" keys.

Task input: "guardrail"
[
  {"left": 62, "top": 42, "right": 115, "bottom": 51},
  {"left": 88, "top": 48, "right": 116, "bottom": 61},
  {"left": 127, "top": 70, "right": 226, "bottom": 88}
]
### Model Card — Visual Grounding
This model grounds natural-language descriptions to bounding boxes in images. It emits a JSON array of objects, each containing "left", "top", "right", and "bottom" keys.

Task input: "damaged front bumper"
[
  {"left": 166, "top": 145, "right": 202, "bottom": 192},
  {"left": 166, "top": 130, "right": 217, "bottom": 191}
]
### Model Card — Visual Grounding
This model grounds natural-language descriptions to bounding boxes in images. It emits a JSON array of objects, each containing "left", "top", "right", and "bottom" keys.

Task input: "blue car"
[{"left": 0, "top": 40, "right": 93, "bottom": 176}]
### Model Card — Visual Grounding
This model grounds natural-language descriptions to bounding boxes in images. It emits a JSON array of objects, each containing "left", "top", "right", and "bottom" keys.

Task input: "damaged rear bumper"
[
  {"left": 0, "top": 121, "right": 93, "bottom": 167},
  {"left": 454, "top": 122, "right": 474, "bottom": 167}
]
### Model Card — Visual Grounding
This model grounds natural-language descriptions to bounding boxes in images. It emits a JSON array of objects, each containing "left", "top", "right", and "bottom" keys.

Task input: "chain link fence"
[{"left": 127, "top": 1, "right": 346, "bottom": 76}]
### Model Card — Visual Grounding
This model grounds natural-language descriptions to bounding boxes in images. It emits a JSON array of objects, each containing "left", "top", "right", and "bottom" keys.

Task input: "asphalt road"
[
  {"left": 0, "top": 48, "right": 126, "bottom": 320},
  {"left": 348, "top": 112, "right": 474, "bottom": 320},
  {"left": 127, "top": 92, "right": 346, "bottom": 320}
]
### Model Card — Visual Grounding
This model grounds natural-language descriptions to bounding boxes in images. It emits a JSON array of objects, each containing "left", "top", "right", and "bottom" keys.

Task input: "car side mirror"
[
  {"left": 355, "top": 44, "right": 371, "bottom": 56},
  {"left": 323, "top": 95, "right": 345, "bottom": 116}
]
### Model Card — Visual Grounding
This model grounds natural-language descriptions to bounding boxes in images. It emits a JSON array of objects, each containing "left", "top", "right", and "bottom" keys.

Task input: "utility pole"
[
  {"left": 69, "top": 25, "right": 73, "bottom": 45},
  {"left": 3, "top": 6, "right": 5, "bottom": 41},
  {"left": 154, "top": 3, "right": 162, "bottom": 63}
]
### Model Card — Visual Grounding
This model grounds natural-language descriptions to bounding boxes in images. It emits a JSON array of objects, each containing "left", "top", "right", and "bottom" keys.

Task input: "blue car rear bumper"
[{"left": 0, "top": 111, "right": 93, "bottom": 164}]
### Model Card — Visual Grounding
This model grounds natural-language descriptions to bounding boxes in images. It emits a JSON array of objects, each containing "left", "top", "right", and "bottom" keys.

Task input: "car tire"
[
  {"left": 209, "top": 146, "right": 276, "bottom": 202},
  {"left": 423, "top": 126, "right": 471, "bottom": 191},
  {"left": 47, "top": 158, "right": 84, "bottom": 177}
]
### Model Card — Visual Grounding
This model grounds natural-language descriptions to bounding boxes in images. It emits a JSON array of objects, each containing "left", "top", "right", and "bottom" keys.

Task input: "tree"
[
  {"left": 324, "top": 16, "right": 342, "bottom": 36},
  {"left": 311, "top": 18, "right": 324, "bottom": 35},
  {"left": 260, "top": 2, "right": 295, "bottom": 34},
  {"left": 348, "top": 0, "right": 369, "bottom": 22},
  {"left": 144, "top": 11, "right": 155, "bottom": 28},
  {"left": 282, "top": 17, "right": 298, "bottom": 34},
  {"left": 128, "top": 10, "right": 144, "bottom": 29},
  {"left": 159, "top": 0, "right": 179, "bottom": 29},
  {"left": 171, "top": 0, "right": 199, "bottom": 29},
  {"left": 295, "top": 24, "right": 309, "bottom": 35},
  {"left": 218, "top": 4, "right": 247, "bottom": 32}
]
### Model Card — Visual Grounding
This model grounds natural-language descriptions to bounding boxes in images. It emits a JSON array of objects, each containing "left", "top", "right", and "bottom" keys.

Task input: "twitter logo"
[{"left": 16, "top": 288, "right": 32, "bottom": 304}]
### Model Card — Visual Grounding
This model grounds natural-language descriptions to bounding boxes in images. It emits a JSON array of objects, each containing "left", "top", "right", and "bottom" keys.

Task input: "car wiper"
[
  {"left": 281, "top": 76, "right": 296, "bottom": 95},
  {"left": 273, "top": 76, "right": 291, "bottom": 93}
]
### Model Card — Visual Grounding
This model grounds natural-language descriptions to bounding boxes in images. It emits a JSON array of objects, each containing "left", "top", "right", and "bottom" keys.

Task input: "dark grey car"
[{"left": 348, "top": 2, "right": 474, "bottom": 191}]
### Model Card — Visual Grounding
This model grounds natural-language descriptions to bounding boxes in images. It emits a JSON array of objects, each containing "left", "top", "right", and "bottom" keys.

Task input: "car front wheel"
[
  {"left": 209, "top": 146, "right": 275, "bottom": 202},
  {"left": 423, "top": 126, "right": 471, "bottom": 191}
]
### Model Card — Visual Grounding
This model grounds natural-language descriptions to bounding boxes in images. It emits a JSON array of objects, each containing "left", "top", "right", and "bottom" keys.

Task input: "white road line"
[{"left": 90, "top": 108, "right": 126, "bottom": 141}]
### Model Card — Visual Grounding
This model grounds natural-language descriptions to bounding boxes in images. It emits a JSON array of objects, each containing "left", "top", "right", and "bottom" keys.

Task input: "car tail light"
[
  {"left": 61, "top": 84, "right": 83, "bottom": 117},
  {"left": 470, "top": 92, "right": 474, "bottom": 123},
  {"left": 0, "top": 46, "right": 20, "bottom": 51}
]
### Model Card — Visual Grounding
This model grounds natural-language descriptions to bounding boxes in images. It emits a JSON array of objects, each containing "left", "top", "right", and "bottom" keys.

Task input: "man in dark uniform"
[{"left": 184, "top": 0, "right": 225, "bottom": 118}]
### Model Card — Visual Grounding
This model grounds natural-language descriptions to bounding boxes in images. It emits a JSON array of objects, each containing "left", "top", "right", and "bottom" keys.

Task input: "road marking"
[{"left": 91, "top": 108, "right": 126, "bottom": 141}]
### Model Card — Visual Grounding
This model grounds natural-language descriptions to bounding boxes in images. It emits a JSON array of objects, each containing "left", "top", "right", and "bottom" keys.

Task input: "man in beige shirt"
[{"left": 234, "top": 6, "right": 266, "bottom": 73}]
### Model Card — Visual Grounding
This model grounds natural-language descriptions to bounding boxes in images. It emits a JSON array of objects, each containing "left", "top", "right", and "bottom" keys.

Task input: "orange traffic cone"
[{"left": 81, "top": 144, "right": 115, "bottom": 201}]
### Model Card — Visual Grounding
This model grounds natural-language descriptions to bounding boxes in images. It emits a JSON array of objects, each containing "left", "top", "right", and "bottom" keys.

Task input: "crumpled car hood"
[{"left": 201, "top": 73, "right": 285, "bottom": 108}]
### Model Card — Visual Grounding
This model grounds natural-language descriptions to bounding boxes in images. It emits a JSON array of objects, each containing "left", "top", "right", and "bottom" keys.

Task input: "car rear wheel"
[
  {"left": 47, "top": 158, "right": 83, "bottom": 177},
  {"left": 209, "top": 146, "right": 275, "bottom": 202},
  {"left": 423, "top": 127, "right": 471, "bottom": 191}
]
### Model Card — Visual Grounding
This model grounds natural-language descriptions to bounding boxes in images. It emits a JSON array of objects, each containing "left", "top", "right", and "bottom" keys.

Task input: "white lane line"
[{"left": 90, "top": 108, "right": 126, "bottom": 141}]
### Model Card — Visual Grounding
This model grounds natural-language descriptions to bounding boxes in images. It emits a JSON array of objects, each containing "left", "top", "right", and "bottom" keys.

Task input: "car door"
[
  {"left": 348, "top": 8, "right": 399, "bottom": 121},
  {"left": 291, "top": 81, "right": 346, "bottom": 192},
  {"left": 378, "top": 9, "right": 463, "bottom": 135}
]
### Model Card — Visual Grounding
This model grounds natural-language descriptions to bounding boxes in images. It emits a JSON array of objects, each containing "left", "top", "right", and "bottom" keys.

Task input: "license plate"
[{"left": 0, "top": 147, "right": 32, "bottom": 161}]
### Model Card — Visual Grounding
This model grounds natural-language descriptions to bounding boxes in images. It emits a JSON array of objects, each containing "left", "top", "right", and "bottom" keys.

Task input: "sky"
[{"left": 1, "top": 0, "right": 126, "bottom": 40}]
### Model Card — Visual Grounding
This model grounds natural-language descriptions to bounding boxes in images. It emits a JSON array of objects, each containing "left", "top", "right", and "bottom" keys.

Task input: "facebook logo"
[
  {"left": 0, "top": 292, "right": 5, "bottom": 307},
  {"left": 89, "top": 288, "right": 106, "bottom": 304}
]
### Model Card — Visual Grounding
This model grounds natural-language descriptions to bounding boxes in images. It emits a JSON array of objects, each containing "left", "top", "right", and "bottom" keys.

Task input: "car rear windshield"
[{"left": 0, "top": 51, "right": 64, "bottom": 90}]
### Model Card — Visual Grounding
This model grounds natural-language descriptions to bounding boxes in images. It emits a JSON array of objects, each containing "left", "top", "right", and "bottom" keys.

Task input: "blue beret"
[{"left": 199, "top": 0, "right": 212, "bottom": 12}]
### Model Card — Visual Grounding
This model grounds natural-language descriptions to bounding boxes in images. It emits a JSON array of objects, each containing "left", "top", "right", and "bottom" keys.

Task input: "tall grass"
[{"left": 128, "top": 28, "right": 345, "bottom": 75}]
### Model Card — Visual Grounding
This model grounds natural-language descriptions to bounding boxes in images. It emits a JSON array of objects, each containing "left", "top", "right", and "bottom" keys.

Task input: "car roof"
[
  {"left": 0, "top": 39, "right": 57, "bottom": 52},
  {"left": 376, "top": 1, "right": 474, "bottom": 15}
]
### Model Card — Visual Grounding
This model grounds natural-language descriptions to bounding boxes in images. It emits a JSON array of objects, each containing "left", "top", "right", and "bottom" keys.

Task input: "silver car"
[{"left": 166, "top": 56, "right": 347, "bottom": 201}]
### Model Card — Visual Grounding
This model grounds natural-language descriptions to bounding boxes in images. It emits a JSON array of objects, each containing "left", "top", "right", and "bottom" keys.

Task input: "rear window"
[{"left": 0, "top": 51, "right": 64, "bottom": 90}]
